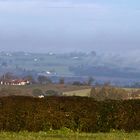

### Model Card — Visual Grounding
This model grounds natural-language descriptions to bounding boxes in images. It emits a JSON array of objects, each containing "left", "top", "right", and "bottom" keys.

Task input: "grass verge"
[{"left": 0, "top": 130, "right": 139, "bottom": 140}]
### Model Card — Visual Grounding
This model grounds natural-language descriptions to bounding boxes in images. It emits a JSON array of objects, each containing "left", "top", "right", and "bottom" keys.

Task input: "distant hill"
[{"left": 0, "top": 51, "right": 140, "bottom": 86}]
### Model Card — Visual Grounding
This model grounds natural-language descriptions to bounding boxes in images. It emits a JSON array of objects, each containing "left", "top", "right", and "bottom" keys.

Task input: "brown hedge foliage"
[
  {"left": 90, "top": 86, "right": 128, "bottom": 100},
  {"left": 0, "top": 96, "right": 139, "bottom": 132}
]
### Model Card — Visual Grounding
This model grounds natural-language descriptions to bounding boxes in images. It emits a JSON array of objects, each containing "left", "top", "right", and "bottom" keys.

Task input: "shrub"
[
  {"left": 90, "top": 86, "right": 128, "bottom": 100},
  {"left": 32, "top": 89, "right": 43, "bottom": 97}
]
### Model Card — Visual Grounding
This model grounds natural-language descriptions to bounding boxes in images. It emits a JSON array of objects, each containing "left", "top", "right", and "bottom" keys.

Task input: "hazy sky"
[{"left": 0, "top": 0, "right": 140, "bottom": 53}]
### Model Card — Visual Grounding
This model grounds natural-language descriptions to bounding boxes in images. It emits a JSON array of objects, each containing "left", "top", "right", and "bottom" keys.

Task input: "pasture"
[
  {"left": 63, "top": 88, "right": 91, "bottom": 97},
  {"left": 0, "top": 84, "right": 91, "bottom": 97}
]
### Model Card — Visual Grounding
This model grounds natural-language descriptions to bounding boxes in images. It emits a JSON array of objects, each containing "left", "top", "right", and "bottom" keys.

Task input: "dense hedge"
[{"left": 0, "top": 96, "right": 139, "bottom": 132}]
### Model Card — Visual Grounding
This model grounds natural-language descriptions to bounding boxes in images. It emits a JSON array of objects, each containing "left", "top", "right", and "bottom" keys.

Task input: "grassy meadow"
[
  {"left": 0, "top": 131, "right": 140, "bottom": 140},
  {"left": 62, "top": 88, "right": 91, "bottom": 97},
  {"left": 0, "top": 84, "right": 91, "bottom": 96}
]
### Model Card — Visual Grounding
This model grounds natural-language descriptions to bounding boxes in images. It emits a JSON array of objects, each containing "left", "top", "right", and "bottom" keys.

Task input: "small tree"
[
  {"left": 32, "top": 89, "right": 43, "bottom": 97},
  {"left": 44, "top": 90, "right": 59, "bottom": 96},
  {"left": 87, "top": 76, "right": 94, "bottom": 86},
  {"left": 37, "top": 75, "right": 52, "bottom": 84},
  {"left": 23, "top": 75, "right": 35, "bottom": 84},
  {"left": 59, "top": 78, "right": 65, "bottom": 84}
]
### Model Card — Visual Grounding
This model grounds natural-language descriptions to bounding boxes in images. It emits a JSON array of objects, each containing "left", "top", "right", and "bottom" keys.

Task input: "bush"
[
  {"left": 90, "top": 86, "right": 128, "bottom": 100},
  {"left": 44, "top": 90, "right": 59, "bottom": 96},
  {"left": 32, "top": 89, "right": 43, "bottom": 97}
]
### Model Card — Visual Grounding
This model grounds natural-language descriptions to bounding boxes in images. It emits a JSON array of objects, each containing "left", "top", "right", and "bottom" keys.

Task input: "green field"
[
  {"left": 63, "top": 88, "right": 91, "bottom": 97},
  {"left": 0, "top": 131, "right": 139, "bottom": 140},
  {"left": 0, "top": 84, "right": 91, "bottom": 96}
]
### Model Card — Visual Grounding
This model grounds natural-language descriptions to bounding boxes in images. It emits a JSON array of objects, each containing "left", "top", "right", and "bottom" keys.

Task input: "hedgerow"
[{"left": 0, "top": 96, "right": 139, "bottom": 132}]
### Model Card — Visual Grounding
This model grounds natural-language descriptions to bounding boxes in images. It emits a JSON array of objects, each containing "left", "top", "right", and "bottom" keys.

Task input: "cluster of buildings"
[{"left": 0, "top": 79, "right": 30, "bottom": 86}]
